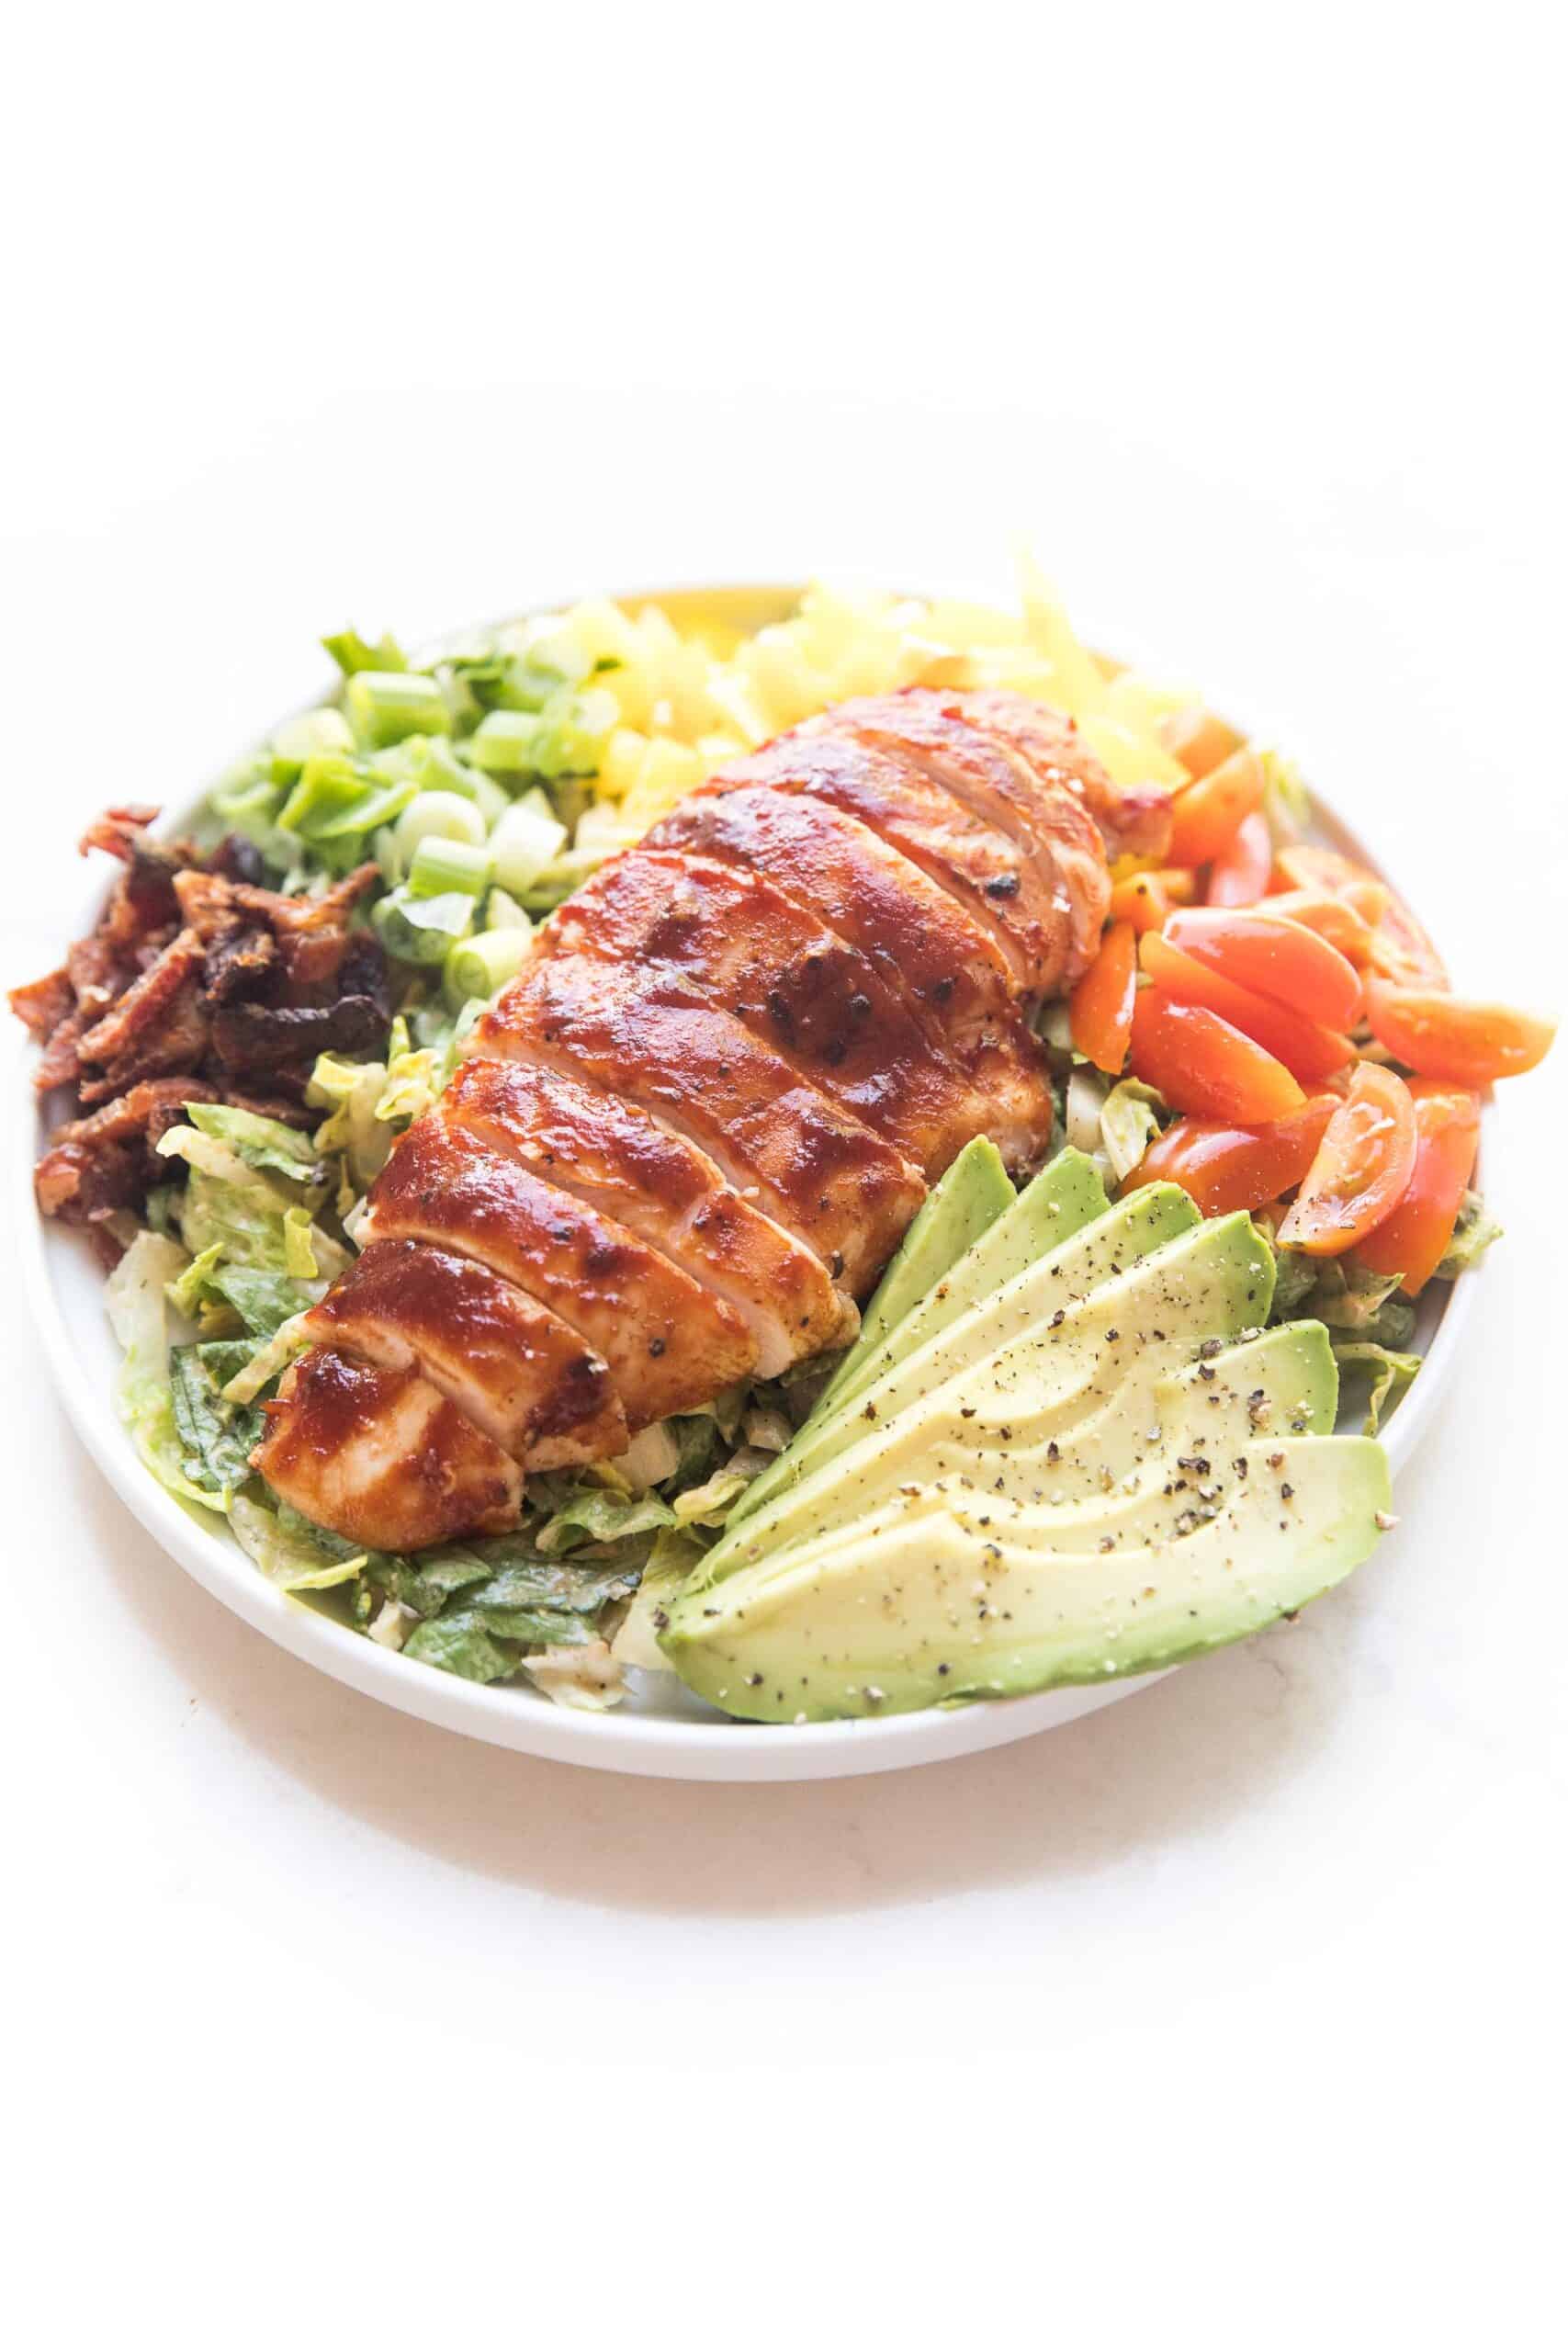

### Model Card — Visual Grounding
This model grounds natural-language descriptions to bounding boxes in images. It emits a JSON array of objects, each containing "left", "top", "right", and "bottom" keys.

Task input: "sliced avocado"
[
  {"left": 700, "top": 1190, "right": 1253, "bottom": 1582},
  {"left": 660, "top": 1431, "right": 1392, "bottom": 1722},
  {"left": 818, "top": 1137, "right": 1016, "bottom": 1414},
  {"left": 737, "top": 1136, "right": 1017, "bottom": 1529}
]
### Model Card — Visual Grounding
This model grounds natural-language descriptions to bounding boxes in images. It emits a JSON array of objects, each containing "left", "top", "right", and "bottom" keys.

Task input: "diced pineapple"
[
  {"left": 597, "top": 727, "right": 649, "bottom": 801},
  {"left": 620, "top": 738, "right": 711, "bottom": 834}
]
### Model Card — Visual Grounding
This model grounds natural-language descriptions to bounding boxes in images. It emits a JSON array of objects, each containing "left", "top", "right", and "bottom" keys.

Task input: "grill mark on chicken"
[
  {"left": 538, "top": 846, "right": 1002, "bottom": 1181},
  {"left": 360, "top": 1114, "right": 756, "bottom": 1425},
  {"left": 475, "top": 956, "right": 925, "bottom": 1296},
  {"left": 822, "top": 691, "right": 1111, "bottom": 986},
  {"left": 439, "top": 1058, "right": 851, "bottom": 1374},
  {"left": 713, "top": 733, "right": 1066, "bottom": 1005},
  {"left": 253, "top": 1349, "right": 523, "bottom": 1550},
  {"left": 300, "top": 1238, "right": 626, "bottom": 1465}
]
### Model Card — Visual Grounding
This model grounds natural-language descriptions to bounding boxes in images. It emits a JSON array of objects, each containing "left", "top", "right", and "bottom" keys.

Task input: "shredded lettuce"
[
  {"left": 1292, "top": 1260, "right": 1417, "bottom": 1349},
  {"left": 184, "top": 1102, "right": 322, "bottom": 1182},
  {"left": 104, "top": 1232, "right": 216, "bottom": 1509},
  {"left": 169, "top": 1343, "right": 265, "bottom": 1498},
  {"left": 535, "top": 1487, "right": 677, "bottom": 1555},
  {"left": 1099, "top": 1077, "right": 1167, "bottom": 1183},
  {"left": 1333, "top": 1342, "right": 1422, "bottom": 1436},
  {"left": 155, "top": 1126, "right": 350, "bottom": 1280},
  {"left": 1437, "top": 1191, "right": 1503, "bottom": 1280},
  {"left": 230, "top": 1495, "right": 367, "bottom": 1590},
  {"left": 611, "top": 1528, "right": 707, "bottom": 1672}
]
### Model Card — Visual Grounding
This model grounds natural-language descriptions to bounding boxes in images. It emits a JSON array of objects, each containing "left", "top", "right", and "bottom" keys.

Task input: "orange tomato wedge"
[
  {"left": 1140, "top": 931, "right": 1356, "bottom": 1086},
  {"left": 1164, "top": 906, "right": 1364, "bottom": 1031},
  {"left": 1160, "top": 707, "right": 1247, "bottom": 782},
  {"left": 1357, "top": 1085, "right": 1482, "bottom": 1295},
  {"left": 1276, "top": 1065, "right": 1418, "bottom": 1255},
  {"left": 1273, "top": 842, "right": 1447, "bottom": 988},
  {"left": 1262, "top": 888, "right": 1378, "bottom": 966},
  {"left": 1069, "top": 920, "right": 1137, "bottom": 1074},
  {"left": 1205, "top": 810, "right": 1272, "bottom": 908},
  {"left": 1129, "top": 990, "right": 1306, "bottom": 1125},
  {"left": 1364, "top": 981, "right": 1555, "bottom": 1086},
  {"left": 1167, "top": 749, "right": 1268, "bottom": 866},
  {"left": 1122, "top": 1096, "right": 1339, "bottom": 1216}
]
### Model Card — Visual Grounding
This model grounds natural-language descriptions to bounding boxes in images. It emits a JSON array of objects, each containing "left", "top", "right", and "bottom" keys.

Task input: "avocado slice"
[
  {"left": 661, "top": 1432, "right": 1392, "bottom": 1721},
  {"left": 700, "top": 1193, "right": 1262, "bottom": 1582},
  {"left": 816, "top": 1136, "right": 1017, "bottom": 1416},
  {"left": 736, "top": 1136, "right": 1018, "bottom": 1529},
  {"left": 726, "top": 1175, "right": 1191, "bottom": 1535}
]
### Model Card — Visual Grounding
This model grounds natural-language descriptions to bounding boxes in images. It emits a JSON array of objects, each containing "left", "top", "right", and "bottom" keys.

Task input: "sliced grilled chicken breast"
[
  {"left": 823, "top": 691, "right": 1111, "bottom": 983},
  {"left": 254, "top": 1349, "right": 523, "bottom": 1549},
  {"left": 539, "top": 847, "right": 1003, "bottom": 1180},
  {"left": 361, "top": 1114, "right": 756, "bottom": 1424},
  {"left": 476, "top": 956, "right": 926, "bottom": 1295},
  {"left": 716, "top": 732, "right": 1069, "bottom": 1005},
  {"left": 439, "top": 1057, "right": 851, "bottom": 1374},
  {"left": 300, "top": 1238, "right": 626, "bottom": 1465},
  {"left": 953, "top": 688, "right": 1173, "bottom": 865}
]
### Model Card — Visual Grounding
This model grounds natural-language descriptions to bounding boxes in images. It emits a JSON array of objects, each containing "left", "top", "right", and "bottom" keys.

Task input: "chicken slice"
[
  {"left": 539, "top": 847, "right": 1004, "bottom": 1180},
  {"left": 713, "top": 732, "right": 1068, "bottom": 1006},
  {"left": 299, "top": 1238, "right": 626, "bottom": 1465},
  {"left": 475, "top": 956, "right": 926, "bottom": 1296},
  {"left": 253, "top": 1348, "right": 522, "bottom": 1550},
  {"left": 647, "top": 786, "right": 1052, "bottom": 1162},
  {"left": 951, "top": 688, "right": 1174, "bottom": 865},
  {"left": 821, "top": 690, "right": 1110, "bottom": 984},
  {"left": 439, "top": 1057, "right": 851, "bottom": 1374},
  {"left": 361, "top": 1113, "right": 756, "bottom": 1426}
]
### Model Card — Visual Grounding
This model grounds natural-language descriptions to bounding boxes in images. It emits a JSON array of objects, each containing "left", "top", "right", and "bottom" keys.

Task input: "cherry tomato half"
[
  {"left": 1164, "top": 906, "right": 1364, "bottom": 1032},
  {"left": 1140, "top": 931, "right": 1356, "bottom": 1086},
  {"left": 1069, "top": 921, "right": 1137, "bottom": 1074},
  {"left": 1122, "top": 1095, "right": 1339, "bottom": 1216},
  {"left": 1273, "top": 843, "right": 1447, "bottom": 988},
  {"left": 1364, "top": 982, "right": 1555, "bottom": 1086},
  {"left": 1276, "top": 1064, "right": 1418, "bottom": 1256},
  {"left": 1167, "top": 749, "right": 1268, "bottom": 867},
  {"left": 1129, "top": 990, "right": 1306, "bottom": 1125},
  {"left": 1160, "top": 707, "right": 1247, "bottom": 782},
  {"left": 1262, "top": 888, "right": 1378, "bottom": 967},
  {"left": 1206, "top": 810, "right": 1273, "bottom": 908},
  {"left": 1357, "top": 1086, "right": 1482, "bottom": 1295}
]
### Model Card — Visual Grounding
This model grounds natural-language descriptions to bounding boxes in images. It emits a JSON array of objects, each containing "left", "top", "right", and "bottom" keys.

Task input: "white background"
[{"left": 3, "top": 5, "right": 1564, "bottom": 2342}]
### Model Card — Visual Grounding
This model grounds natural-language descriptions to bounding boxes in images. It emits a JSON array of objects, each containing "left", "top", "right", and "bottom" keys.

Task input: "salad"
[{"left": 13, "top": 571, "right": 1555, "bottom": 1714}]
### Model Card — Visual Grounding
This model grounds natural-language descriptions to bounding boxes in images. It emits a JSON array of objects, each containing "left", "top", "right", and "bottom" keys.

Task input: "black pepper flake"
[
  {"left": 649, "top": 1337, "right": 666, "bottom": 1357},
  {"left": 985, "top": 871, "right": 1021, "bottom": 899},
  {"left": 960, "top": 1407, "right": 976, "bottom": 1419},
  {"left": 1050, "top": 1308, "right": 1066, "bottom": 1329},
  {"left": 1177, "top": 1455, "right": 1211, "bottom": 1475},
  {"left": 1268, "top": 1451, "right": 1285, "bottom": 1469},
  {"left": 1106, "top": 1329, "right": 1120, "bottom": 1341},
  {"left": 1046, "top": 1441, "right": 1059, "bottom": 1463},
  {"left": 652, "top": 1608, "right": 670, "bottom": 1632},
  {"left": 1198, "top": 1338, "right": 1224, "bottom": 1361},
  {"left": 1198, "top": 1363, "right": 1215, "bottom": 1382},
  {"left": 1280, "top": 1482, "right": 1294, "bottom": 1500}
]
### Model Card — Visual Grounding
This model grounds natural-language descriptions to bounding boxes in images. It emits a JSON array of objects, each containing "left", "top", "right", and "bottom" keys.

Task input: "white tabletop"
[{"left": 3, "top": 10, "right": 1563, "bottom": 2336}]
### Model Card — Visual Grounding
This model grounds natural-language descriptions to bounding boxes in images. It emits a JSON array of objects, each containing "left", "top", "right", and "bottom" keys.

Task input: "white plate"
[{"left": 16, "top": 594, "right": 1479, "bottom": 1781}]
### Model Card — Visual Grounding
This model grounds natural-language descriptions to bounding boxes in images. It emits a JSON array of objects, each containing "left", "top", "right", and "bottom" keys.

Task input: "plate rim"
[{"left": 15, "top": 596, "right": 1481, "bottom": 1781}]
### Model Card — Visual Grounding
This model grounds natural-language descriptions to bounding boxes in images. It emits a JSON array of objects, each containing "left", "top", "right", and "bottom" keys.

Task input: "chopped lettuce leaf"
[
  {"left": 522, "top": 1640, "right": 625, "bottom": 1711},
  {"left": 165, "top": 1241, "right": 224, "bottom": 1319},
  {"left": 230, "top": 1494, "right": 367, "bottom": 1590},
  {"left": 169, "top": 1342, "right": 265, "bottom": 1497},
  {"left": 1297, "top": 1260, "right": 1417, "bottom": 1348},
  {"left": 1099, "top": 1077, "right": 1167, "bottom": 1183},
  {"left": 207, "top": 1265, "right": 319, "bottom": 1338},
  {"left": 1268, "top": 1240, "right": 1322, "bottom": 1320},
  {"left": 220, "top": 1309, "right": 315, "bottom": 1405},
  {"left": 1437, "top": 1191, "right": 1503, "bottom": 1280},
  {"left": 307, "top": 1051, "right": 395, "bottom": 1188},
  {"left": 1333, "top": 1342, "right": 1422, "bottom": 1436},
  {"left": 104, "top": 1230, "right": 216, "bottom": 1509},
  {"left": 402, "top": 1611, "right": 520, "bottom": 1683},
  {"left": 611, "top": 1527, "right": 707, "bottom": 1672},
  {"left": 535, "top": 1487, "right": 676, "bottom": 1555},
  {"left": 671, "top": 1448, "right": 773, "bottom": 1528},
  {"left": 155, "top": 1126, "right": 349, "bottom": 1279}
]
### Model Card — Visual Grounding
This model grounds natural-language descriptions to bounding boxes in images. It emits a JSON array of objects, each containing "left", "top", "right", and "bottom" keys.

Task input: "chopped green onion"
[
  {"left": 486, "top": 886, "right": 532, "bottom": 932},
  {"left": 322, "top": 629, "right": 408, "bottom": 677},
  {"left": 394, "top": 791, "right": 488, "bottom": 870},
  {"left": 344, "top": 670, "right": 453, "bottom": 750},
  {"left": 489, "top": 797, "right": 568, "bottom": 893},
  {"left": 445, "top": 927, "right": 531, "bottom": 1009},
  {"left": 270, "top": 707, "right": 355, "bottom": 782},
  {"left": 468, "top": 710, "right": 543, "bottom": 775},
  {"left": 408, "top": 834, "right": 492, "bottom": 899},
  {"left": 372, "top": 886, "right": 475, "bottom": 966}
]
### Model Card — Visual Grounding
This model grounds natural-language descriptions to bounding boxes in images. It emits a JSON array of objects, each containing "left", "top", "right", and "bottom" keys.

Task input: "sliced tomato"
[
  {"left": 1108, "top": 866, "right": 1199, "bottom": 933},
  {"left": 1122, "top": 1095, "right": 1338, "bottom": 1216},
  {"left": 1357, "top": 1085, "right": 1482, "bottom": 1295},
  {"left": 1128, "top": 990, "right": 1306, "bottom": 1125},
  {"left": 1273, "top": 842, "right": 1447, "bottom": 988},
  {"left": 1206, "top": 811, "right": 1272, "bottom": 908},
  {"left": 1069, "top": 921, "right": 1137, "bottom": 1074},
  {"left": 1262, "top": 888, "right": 1378, "bottom": 966},
  {"left": 1164, "top": 906, "right": 1364, "bottom": 1031},
  {"left": 1276, "top": 1064, "right": 1418, "bottom": 1255},
  {"left": 1140, "top": 931, "right": 1356, "bottom": 1086},
  {"left": 1364, "top": 981, "right": 1555, "bottom": 1086},
  {"left": 1160, "top": 707, "right": 1246, "bottom": 782},
  {"left": 1166, "top": 749, "right": 1268, "bottom": 867}
]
